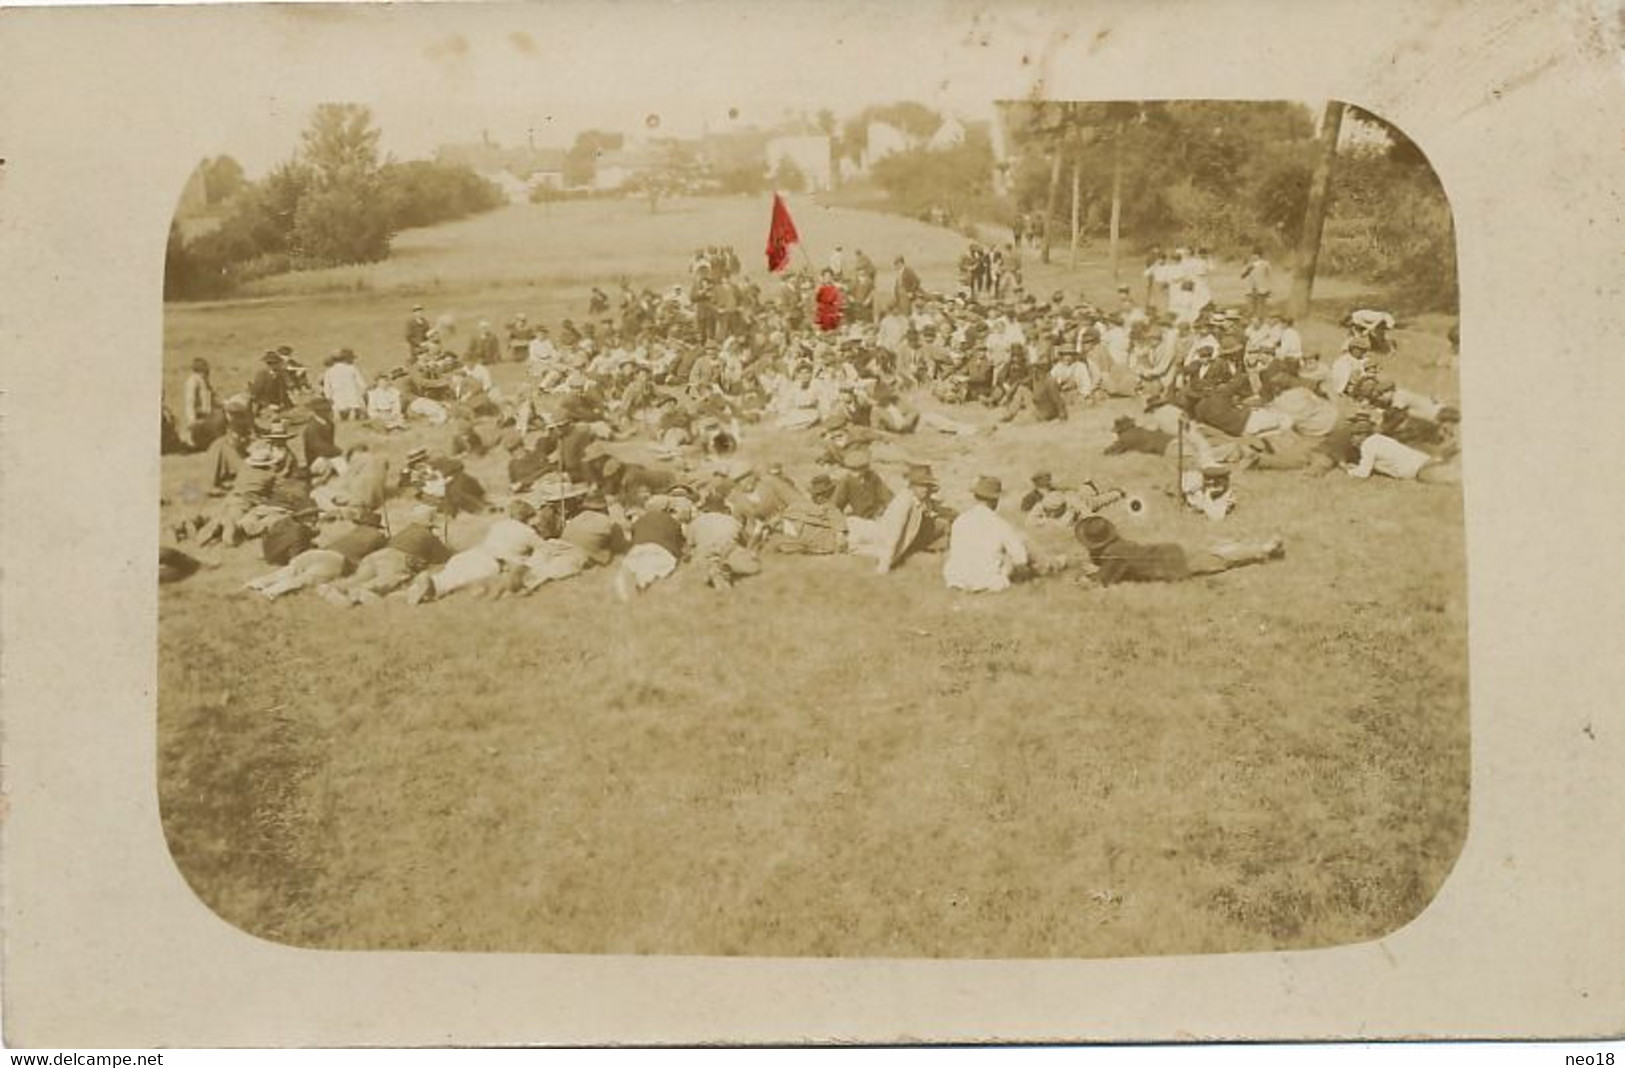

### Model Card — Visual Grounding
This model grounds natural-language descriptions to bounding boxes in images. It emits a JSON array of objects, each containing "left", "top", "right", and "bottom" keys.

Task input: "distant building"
[{"left": 766, "top": 135, "right": 832, "bottom": 192}]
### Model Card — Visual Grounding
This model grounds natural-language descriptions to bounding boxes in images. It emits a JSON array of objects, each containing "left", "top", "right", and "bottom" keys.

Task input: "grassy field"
[{"left": 158, "top": 195, "right": 1468, "bottom": 958}]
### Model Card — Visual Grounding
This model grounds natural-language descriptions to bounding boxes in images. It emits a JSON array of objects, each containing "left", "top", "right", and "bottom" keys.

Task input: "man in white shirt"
[{"left": 944, "top": 476, "right": 1031, "bottom": 593}]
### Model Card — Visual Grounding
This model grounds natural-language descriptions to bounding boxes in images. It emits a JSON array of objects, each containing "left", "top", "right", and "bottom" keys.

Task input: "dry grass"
[{"left": 159, "top": 195, "right": 1468, "bottom": 958}]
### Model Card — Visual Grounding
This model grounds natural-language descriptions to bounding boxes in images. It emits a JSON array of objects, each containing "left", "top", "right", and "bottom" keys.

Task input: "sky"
[
  {"left": 213, "top": 2, "right": 1036, "bottom": 177},
  {"left": 188, "top": 2, "right": 1347, "bottom": 180}
]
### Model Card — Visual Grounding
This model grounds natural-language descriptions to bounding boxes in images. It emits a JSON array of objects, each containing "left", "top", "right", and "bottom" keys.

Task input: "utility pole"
[
  {"left": 1041, "top": 149, "right": 1062, "bottom": 265},
  {"left": 1290, "top": 100, "right": 1346, "bottom": 321},
  {"left": 1069, "top": 157, "right": 1082, "bottom": 268}
]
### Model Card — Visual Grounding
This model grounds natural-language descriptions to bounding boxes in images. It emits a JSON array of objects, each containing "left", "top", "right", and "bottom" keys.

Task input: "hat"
[
  {"left": 412, "top": 304, "right": 424, "bottom": 312},
  {"left": 1040, "top": 491, "right": 1069, "bottom": 515},
  {"left": 262, "top": 351, "right": 281, "bottom": 364},
  {"left": 260, "top": 419, "right": 294, "bottom": 441},
  {"left": 1030, "top": 471, "right": 1053, "bottom": 488},
  {"left": 353, "top": 510, "right": 384, "bottom": 528},
  {"left": 1201, "top": 464, "right": 1231, "bottom": 483},
  {"left": 809, "top": 473, "right": 835, "bottom": 496},
  {"left": 1112, "top": 415, "right": 1137, "bottom": 432},
  {"left": 407, "top": 503, "right": 438, "bottom": 526},
  {"left": 1075, "top": 514, "right": 1118, "bottom": 550},
  {"left": 404, "top": 446, "right": 429, "bottom": 465},
  {"left": 580, "top": 490, "right": 609, "bottom": 512},
  {"left": 971, "top": 475, "right": 1002, "bottom": 503},
  {"left": 508, "top": 498, "right": 537, "bottom": 521},
  {"left": 842, "top": 446, "right": 871, "bottom": 470},
  {"left": 245, "top": 442, "right": 277, "bottom": 468},
  {"left": 905, "top": 463, "right": 937, "bottom": 489}
]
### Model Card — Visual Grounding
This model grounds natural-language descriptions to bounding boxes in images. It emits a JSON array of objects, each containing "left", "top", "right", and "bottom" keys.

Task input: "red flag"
[{"left": 765, "top": 193, "right": 800, "bottom": 273}]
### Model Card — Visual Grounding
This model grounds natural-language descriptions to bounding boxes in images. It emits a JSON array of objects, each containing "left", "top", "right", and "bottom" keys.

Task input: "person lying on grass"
[
  {"left": 318, "top": 504, "right": 451, "bottom": 607},
  {"left": 1073, "top": 514, "right": 1284, "bottom": 586}
]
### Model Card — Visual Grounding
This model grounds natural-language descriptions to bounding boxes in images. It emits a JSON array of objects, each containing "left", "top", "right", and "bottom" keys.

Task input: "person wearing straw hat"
[
  {"left": 943, "top": 476, "right": 1032, "bottom": 593},
  {"left": 318, "top": 504, "right": 450, "bottom": 606},
  {"left": 192, "top": 439, "right": 285, "bottom": 547},
  {"left": 1073, "top": 514, "right": 1283, "bottom": 586}
]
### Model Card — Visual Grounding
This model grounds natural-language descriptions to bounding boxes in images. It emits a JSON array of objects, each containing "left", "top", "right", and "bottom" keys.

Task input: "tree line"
[{"left": 165, "top": 104, "right": 505, "bottom": 301}]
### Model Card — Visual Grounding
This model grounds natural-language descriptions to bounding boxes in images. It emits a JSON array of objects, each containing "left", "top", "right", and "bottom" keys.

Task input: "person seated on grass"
[
  {"left": 1073, "top": 514, "right": 1284, "bottom": 586},
  {"left": 1345, "top": 422, "right": 1462, "bottom": 484},
  {"left": 769, "top": 474, "right": 848, "bottom": 556},
  {"left": 203, "top": 394, "right": 257, "bottom": 490},
  {"left": 1328, "top": 334, "right": 1373, "bottom": 398},
  {"left": 406, "top": 498, "right": 548, "bottom": 605},
  {"left": 245, "top": 511, "right": 388, "bottom": 601},
  {"left": 943, "top": 475, "right": 1052, "bottom": 594},
  {"left": 507, "top": 487, "right": 626, "bottom": 595},
  {"left": 828, "top": 445, "right": 894, "bottom": 523},
  {"left": 192, "top": 440, "right": 288, "bottom": 547},
  {"left": 319, "top": 504, "right": 451, "bottom": 607},
  {"left": 365, "top": 369, "right": 408, "bottom": 430}
]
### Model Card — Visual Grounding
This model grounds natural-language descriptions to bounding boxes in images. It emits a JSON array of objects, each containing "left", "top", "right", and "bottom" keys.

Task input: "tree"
[
  {"left": 301, "top": 104, "right": 382, "bottom": 190},
  {"left": 291, "top": 104, "right": 392, "bottom": 265},
  {"left": 770, "top": 155, "right": 808, "bottom": 193},
  {"left": 201, "top": 155, "right": 246, "bottom": 206},
  {"left": 564, "top": 129, "right": 624, "bottom": 188}
]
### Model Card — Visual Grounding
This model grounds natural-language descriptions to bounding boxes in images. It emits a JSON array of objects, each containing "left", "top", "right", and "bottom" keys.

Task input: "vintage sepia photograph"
[
  {"left": 8, "top": 0, "right": 1623, "bottom": 1048},
  {"left": 155, "top": 85, "right": 1466, "bottom": 957}
]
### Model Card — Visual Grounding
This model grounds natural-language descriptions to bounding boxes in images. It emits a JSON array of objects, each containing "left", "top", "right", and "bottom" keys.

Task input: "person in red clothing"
[{"left": 814, "top": 268, "right": 844, "bottom": 333}]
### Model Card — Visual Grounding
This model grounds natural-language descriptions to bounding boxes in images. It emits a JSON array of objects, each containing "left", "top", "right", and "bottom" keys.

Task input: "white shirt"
[
  {"left": 480, "top": 517, "right": 546, "bottom": 564},
  {"left": 943, "top": 503, "right": 1030, "bottom": 593},
  {"left": 323, "top": 362, "right": 368, "bottom": 412},
  {"left": 1276, "top": 327, "right": 1304, "bottom": 360}
]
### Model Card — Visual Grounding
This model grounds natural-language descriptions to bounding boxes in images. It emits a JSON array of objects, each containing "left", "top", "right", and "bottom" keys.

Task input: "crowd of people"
[{"left": 159, "top": 236, "right": 1460, "bottom": 605}]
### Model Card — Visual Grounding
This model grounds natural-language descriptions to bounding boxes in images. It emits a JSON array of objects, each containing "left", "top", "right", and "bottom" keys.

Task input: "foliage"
[
  {"left": 992, "top": 100, "right": 1455, "bottom": 309},
  {"left": 564, "top": 129, "right": 625, "bottom": 188},
  {"left": 713, "top": 162, "right": 769, "bottom": 197},
  {"left": 167, "top": 106, "right": 504, "bottom": 300},
  {"left": 201, "top": 155, "right": 247, "bottom": 206},
  {"left": 1322, "top": 148, "right": 1458, "bottom": 313},
  {"left": 868, "top": 128, "right": 995, "bottom": 225},
  {"left": 378, "top": 160, "right": 505, "bottom": 230},
  {"left": 840, "top": 100, "right": 944, "bottom": 161},
  {"left": 769, "top": 155, "right": 808, "bottom": 194}
]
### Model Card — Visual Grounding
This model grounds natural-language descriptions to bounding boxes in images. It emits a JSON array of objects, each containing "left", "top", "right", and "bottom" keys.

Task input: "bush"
[
  {"left": 870, "top": 131, "right": 994, "bottom": 222},
  {"left": 291, "top": 184, "right": 392, "bottom": 267},
  {"left": 379, "top": 160, "right": 505, "bottom": 230}
]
